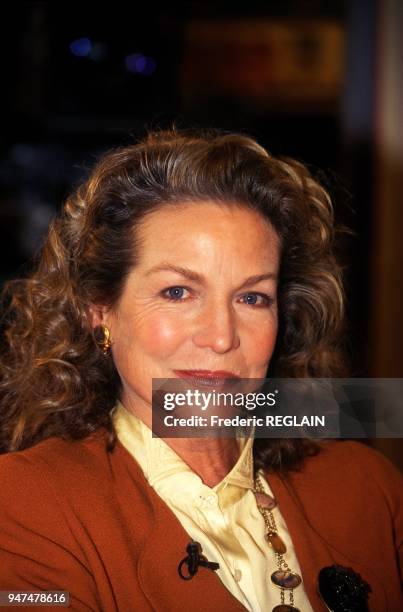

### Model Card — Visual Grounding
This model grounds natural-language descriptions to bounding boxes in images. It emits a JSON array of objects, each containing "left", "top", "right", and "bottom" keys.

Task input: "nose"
[{"left": 192, "top": 297, "right": 240, "bottom": 353}]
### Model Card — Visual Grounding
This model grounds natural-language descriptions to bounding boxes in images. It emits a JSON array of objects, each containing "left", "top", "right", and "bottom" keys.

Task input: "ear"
[{"left": 88, "top": 304, "right": 109, "bottom": 329}]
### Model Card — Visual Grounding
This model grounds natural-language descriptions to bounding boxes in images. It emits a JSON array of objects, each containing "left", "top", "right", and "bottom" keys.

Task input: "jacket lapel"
[
  {"left": 267, "top": 470, "right": 336, "bottom": 611},
  {"left": 136, "top": 469, "right": 247, "bottom": 611},
  {"left": 266, "top": 469, "right": 387, "bottom": 611}
]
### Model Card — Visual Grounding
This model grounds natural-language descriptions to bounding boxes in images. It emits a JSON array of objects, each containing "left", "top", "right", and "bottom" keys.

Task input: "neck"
[
  {"left": 163, "top": 436, "right": 240, "bottom": 488},
  {"left": 120, "top": 393, "right": 240, "bottom": 488}
]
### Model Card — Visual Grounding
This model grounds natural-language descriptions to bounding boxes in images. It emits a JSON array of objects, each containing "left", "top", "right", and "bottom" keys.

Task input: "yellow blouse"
[{"left": 113, "top": 401, "right": 314, "bottom": 612}]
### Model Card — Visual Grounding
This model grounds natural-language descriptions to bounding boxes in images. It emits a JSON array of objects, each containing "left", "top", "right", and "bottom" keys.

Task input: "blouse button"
[
  {"left": 206, "top": 494, "right": 217, "bottom": 506},
  {"left": 196, "top": 493, "right": 218, "bottom": 509},
  {"left": 233, "top": 568, "right": 242, "bottom": 582}
]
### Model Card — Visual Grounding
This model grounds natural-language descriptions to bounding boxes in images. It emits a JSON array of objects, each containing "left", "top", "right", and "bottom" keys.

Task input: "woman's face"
[{"left": 96, "top": 201, "right": 280, "bottom": 421}]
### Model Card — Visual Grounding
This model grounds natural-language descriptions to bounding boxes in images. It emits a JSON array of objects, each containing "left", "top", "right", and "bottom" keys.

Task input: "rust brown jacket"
[{"left": 0, "top": 432, "right": 402, "bottom": 611}]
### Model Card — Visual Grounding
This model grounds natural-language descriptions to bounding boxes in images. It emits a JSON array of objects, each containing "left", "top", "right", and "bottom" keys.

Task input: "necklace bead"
[
  {"left": 254, "top": 490, "right": 277, "bottom": 510},
  {"left": 271, "top": 570, "right": 303, "bottom": 590},
  {"left": 266, "top": 530, "right": 287, "bottom": 554}
]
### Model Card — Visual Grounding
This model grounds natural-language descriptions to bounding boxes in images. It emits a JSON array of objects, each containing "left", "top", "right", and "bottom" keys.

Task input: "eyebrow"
[{"left": 145, "top": 263, "right": 278, "bottom": 288}]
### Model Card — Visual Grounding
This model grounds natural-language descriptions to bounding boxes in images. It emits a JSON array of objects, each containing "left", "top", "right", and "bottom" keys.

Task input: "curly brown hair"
[{"left": 0, "top": 129, "right": 347, "bottom": 471}]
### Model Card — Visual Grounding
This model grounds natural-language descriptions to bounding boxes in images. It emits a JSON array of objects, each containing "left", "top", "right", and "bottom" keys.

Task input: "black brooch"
[{"left": 318, "top": 565, "right": 372, "bottom": 612}]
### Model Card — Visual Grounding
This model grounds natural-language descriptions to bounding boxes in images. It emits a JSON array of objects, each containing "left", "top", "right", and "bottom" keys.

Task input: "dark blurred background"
[{"left": 1, "top": 1, "right": 402, "bottom": 466}]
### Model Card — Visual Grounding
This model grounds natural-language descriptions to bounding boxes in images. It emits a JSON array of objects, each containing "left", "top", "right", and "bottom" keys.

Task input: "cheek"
[
  {"left": 244, "top": 319, "right": 278, "bottom": 364},
  {"left": 134, "top": 312, "right": 188, "bottom": 358}
]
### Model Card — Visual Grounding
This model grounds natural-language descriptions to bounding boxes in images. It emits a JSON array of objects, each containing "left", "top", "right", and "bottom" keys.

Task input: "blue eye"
[
  {"left": 164, "top": 286, "right": 187, "bottom": 300},
  {"left": 245, "top": 293, "right": 258, "bottom": 305},
  {"left": 242, "top": 292, "right": 272, "bottom": 307}
]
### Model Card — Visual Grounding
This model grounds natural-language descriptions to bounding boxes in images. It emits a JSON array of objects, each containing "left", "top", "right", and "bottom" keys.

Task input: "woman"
[{"left": 0, "top": 129, "right": 401, "bottom": 612}]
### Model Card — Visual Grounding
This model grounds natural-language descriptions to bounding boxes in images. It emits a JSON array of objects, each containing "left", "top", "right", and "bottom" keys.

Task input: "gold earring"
[{"left": 93, "top": 324, "right": 112, "bottom": 355}]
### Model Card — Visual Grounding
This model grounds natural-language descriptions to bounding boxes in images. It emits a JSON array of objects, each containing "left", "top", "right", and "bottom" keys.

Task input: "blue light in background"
[
  {"left": 69, "top": 38, "right": 92, "bottom": 57},
  {"left": 125, "top": 53, "right": 156, "bottom": 75}
]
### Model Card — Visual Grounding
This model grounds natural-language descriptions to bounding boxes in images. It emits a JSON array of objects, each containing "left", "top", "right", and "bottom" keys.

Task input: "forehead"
[{"left": 135, "top": 201, "right": 280, "bottom": 269}]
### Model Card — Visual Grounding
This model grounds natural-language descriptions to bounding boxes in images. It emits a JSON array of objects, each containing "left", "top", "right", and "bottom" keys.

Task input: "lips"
[
  {"left": 174, "top": 369, "right": 240, "bottom": 378},
  {"left": 173, "top": 369, "right": 240, "bottom": 387}
]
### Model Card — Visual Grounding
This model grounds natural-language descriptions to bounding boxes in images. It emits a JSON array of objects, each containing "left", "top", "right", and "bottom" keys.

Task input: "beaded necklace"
[{"left": 253, "top": 473, "right": 302, "bottom": 612}]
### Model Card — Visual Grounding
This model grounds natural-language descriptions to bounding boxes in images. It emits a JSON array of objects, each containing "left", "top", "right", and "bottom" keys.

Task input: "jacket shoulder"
[
  {"left": 316, "top": 439, "right": 402, "bottom": 478},
  {"left": 310, "top": 440, "right": 403, "bottom": 511},
  {"left": 0, "top": 429, "right": 115, "bottom": 513}
]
